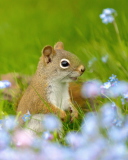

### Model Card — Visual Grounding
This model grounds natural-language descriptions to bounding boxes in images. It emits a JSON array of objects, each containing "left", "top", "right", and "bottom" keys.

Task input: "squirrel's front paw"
[
  {"left": 59, "top": 110, "right": 67, "bottom": 121},
  {"left": 71, "top": 108, "right": 78, "bottom": 121}
]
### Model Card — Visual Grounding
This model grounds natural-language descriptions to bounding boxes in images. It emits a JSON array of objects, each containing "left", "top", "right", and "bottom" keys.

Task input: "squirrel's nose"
[{"left": 77, "top": 65, "right": 85, "bottom": 75}]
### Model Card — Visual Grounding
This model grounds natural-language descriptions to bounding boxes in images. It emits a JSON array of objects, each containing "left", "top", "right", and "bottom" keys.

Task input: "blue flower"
[
  {"left": 123, "top": 92, "right": 128, "bottom": 99},
  {"left": 81, "top": 80, "right": 102, "bottom": 98},
  {"left": 109, "top": 74, "right": 117, "bottom": 82},
  {"left": 121, "top": 98, "right": 125, "bottom": 105},
  {"left": 3, "top": 116, "right": 17, "bottom": 131},
  {"left": 108, "top": 127, "right": 125, "bottom": 142},
  {"left": 101, "top": 15, "right": 114, "bottom": 24},
  {"left": 111, "top": 102, "right": 117, "bottom": 110},
  {"left": 100, "top": 103, "right": 118, "bottom": 128},
  {"left": 0, "top": 120, "right": 3, "bottom": 130},
  {"left": 111, "top": 80, "right": 119, "bottom": 86},
  {"left": 42, "top": 114, "right": 62, "bottom": 131},
  {"left": 0, "top": 80, "right": 11, "bottom": 89},
  {"left": 88, "top": 57, "right": 97, "bottom": 67},
  {"left": 0, "top": 130, "right": 10, "bottom": 149},
  {"left": 66, "top": 132, "right": 85, "bottom": 148},
  {"left": 103, "top": 8, "right": 116, "bottom": 15},
  {"left": 81, "top": 113, "right": 99, "bottom": 136},
  {"left": 22, "top": 111, "right": 31, "bottom": 122},
  {"left": 110, "top": 81, "right": 128, "bottom": 97},
  {"left": 113, "top": 119, "right": 123, "bottom": 127},
  {"left": 100, "top": 8, "right": 117, "bottom": 24}
]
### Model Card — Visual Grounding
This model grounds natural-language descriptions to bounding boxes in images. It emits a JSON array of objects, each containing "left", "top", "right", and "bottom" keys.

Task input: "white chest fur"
[{"left": 47, "top": 81, "right": 70, "bottom": 110}]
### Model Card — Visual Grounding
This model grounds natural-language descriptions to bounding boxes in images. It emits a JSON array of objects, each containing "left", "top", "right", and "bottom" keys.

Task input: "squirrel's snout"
[{"left": 76, "top": 65, "right": 85, "bottom": 75}]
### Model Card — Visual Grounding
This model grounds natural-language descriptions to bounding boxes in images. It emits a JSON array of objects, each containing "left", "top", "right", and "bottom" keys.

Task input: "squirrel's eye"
[{"left": 60, "top": 59, "right": 70, "bottom": 69}]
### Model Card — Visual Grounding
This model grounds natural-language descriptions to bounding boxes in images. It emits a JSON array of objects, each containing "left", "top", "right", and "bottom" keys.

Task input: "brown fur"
[
  {"left": 2, "top": 42, "right": 86, "bottom": 125},
  {"left": 1, "top": 73, "right": 87, "bottom": 114},
  {"left": 17, "top": 73, "right": 67, "bottom": 124}
]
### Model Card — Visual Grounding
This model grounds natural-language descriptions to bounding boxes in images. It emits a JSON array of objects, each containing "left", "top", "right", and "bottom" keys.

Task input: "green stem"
[
  {"left": 101, "top": 93, "right": 113, "bottom": 103},
  {"left": 113, "top": 20, "right": 126, "bottom": 59},
  {"left": 113, "top": 20, "right": 121, "bottom": 44},
  {"left": 15, "top": 111, "right": 21, "bottom": 121}
]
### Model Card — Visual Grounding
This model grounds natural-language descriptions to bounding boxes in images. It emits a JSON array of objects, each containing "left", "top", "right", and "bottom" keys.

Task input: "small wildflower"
[
  {"left": 101, "top": 54, "right": 108, "bottom": 63},
  {"left": 42, "top": 143, "right": 66, "bottom": 160},
  {"left": 65, "top": 132, "right": 84, "bottom": 148},
  {"left": 0, "top": 148, "right": 17, "bottom": 160},
  {"left": 3, "top": 116, "right": 17, "bottom": 131},
  {"left": 103, "top": 82, "right": 111, "bottom": 89},
  {"left": 88, "top": 57, "right": 97, "bottom": 67},
  {"left": 81, "top": 80, "right": 102, "bottom": 98},
  {"left": 13, "top": 130, "right": 34, "bottom": 147},
  {"left": 110, "top": 81, "right": 128, "bottom": 97},
  {"left": 0, "top": 120, "right": 3, "bottom": 130},
  {"left": 42, "top": 114, "right": 62, "bottom": 132},
  {"left": 115, "top": 119, "right": 123, "bottom": 127},
  {"left": 100, "top": 8, "right": 117, "bottom": 24},
  {"left": 22, "top": 111, "right": 31, "bottom": 122},
  {"left": 102, "top": 15, "right": 114, "bottom": 24},
  {"left": 109, "top": 74, "right": 117, "bottom": 82},
  {"left": 31, "top": 137, "right": 42, "bottom": 150},
  {"left": 100, "top": 103, "right": 117, "bottom": 128},
  {"left": 103, "top": 8, "right": 116, "bottom": 15},
  {"left": 0, "top": 80, "right": 11, "bottom": 89},
  {"left": 121, "top": 98, "right": 125, "bottom": 105},
  {"left": 0, "top": 130, "right": 10, "bottom": 149},
  {"left": 123, "top": 92, "right": 128, "bottom": 99},
  {"left": 108, "top": 127, "right": 124, "bottom": 142},
  {"left": 111, "top": 102, "right": 117, "bottom": 110},
  {"left": 111, "top": 80, "right": 119, "bottom": 87},
  {"left": 82, "top": 113, "right": 99, "bottom": 136},
  {"left": 42, "top": 131, "right": 54, "bottom": 140}
]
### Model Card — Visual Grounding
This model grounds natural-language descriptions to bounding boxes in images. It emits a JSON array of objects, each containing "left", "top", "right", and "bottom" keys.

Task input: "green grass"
[{"left": 1, "top": 0, "right": 128, "bottom": 122}]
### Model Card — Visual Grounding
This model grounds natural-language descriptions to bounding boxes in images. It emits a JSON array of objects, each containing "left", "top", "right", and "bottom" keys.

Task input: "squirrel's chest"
[{"left": 47, "top": 82, "right": 70, "bottom": 110}]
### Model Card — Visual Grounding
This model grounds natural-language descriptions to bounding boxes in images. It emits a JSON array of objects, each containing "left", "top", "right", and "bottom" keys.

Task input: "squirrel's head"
[{"left": 38, "top": 42, "right": 85, "bottom": 82}]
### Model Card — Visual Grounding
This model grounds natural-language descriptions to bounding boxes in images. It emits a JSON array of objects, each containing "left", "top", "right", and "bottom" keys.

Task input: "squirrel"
[{"left": 15, "top": 42, "right": 85, "bottom": 133}]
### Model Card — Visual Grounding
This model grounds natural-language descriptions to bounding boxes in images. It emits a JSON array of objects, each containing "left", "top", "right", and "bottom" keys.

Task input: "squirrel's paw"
[
  {"left": 59, "top": 110, "right": 67, "bottom": 121},
  {"left": 70, "top": 107, "right": 78, "bottom": 121}
]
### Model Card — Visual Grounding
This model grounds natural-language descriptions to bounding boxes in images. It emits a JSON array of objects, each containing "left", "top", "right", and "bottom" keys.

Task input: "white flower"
[{"left": 103, "top": 82, "right": 111, "bottom": 89}]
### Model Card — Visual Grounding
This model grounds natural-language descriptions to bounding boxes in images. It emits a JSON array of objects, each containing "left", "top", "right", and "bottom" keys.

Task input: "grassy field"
[
  {"left": 0, "top": 0, "right": 128, "bottom": 113},
  {"left": 0, "top": 0, "right": 127, "bottom": 115},
  {"left": 0, "top": 0, "right": 128, "bottom": 115},
  {"left": 0, "top": 0, "right": 128, "bottom": 81},
  {"left": 0, "top": 0, "right": 128, "bottom": 158}
]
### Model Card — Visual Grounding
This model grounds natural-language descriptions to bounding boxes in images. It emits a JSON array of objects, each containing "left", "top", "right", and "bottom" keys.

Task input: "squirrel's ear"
[
  {"left": 54, "top": 42, "right": 64, "bottom": 50},
  {"left": 42, "top": 46, "right": 56, "bottom": 64}
]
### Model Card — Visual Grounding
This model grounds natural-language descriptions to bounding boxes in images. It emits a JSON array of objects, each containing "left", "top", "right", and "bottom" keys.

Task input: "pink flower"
[
  {"left": 13, "top": 130, "right": 34, "bottom": 147},
  {"left": 81, "top": 80, "right": 101, "bottom": 98}
]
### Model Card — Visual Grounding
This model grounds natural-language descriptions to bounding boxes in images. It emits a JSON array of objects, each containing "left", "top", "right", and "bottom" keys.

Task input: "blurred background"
[{"left": 0, "top": 0, "right": 128, "bottom": 81}]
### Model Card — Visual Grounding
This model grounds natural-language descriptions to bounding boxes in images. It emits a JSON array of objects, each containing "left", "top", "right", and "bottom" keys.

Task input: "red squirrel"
[{"left": 2, "top": 42, "right": 85, "bottom": 133}]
